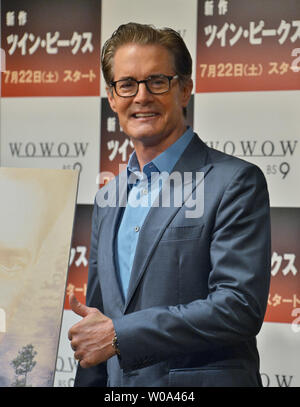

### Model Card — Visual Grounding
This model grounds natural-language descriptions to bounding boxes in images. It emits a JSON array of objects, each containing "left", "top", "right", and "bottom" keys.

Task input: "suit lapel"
[
  {"left": 124, "top": 134, "right": 213, "bottom": 312},
  {"left": 99, "top": 170, "right": 128, "bottom": 309}
]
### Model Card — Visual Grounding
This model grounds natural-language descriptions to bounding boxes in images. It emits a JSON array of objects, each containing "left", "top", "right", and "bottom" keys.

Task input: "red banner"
[
  {"left": 1, "top": 0, "right": 101, "bottom": 97},
  {"left": 265, "top": 208, "right": 300, "bottom": 323},
  {"left": 196, "top": 0, "right": 300, "bottom": 93}
]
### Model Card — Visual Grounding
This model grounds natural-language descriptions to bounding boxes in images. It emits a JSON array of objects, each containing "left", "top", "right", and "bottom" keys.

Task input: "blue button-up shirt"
[{"left": 115, "top": 127, "right": 194, "bottom": 298}]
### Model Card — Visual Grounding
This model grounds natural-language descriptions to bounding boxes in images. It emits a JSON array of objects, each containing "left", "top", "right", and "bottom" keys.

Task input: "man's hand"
[{"left": 68, "top": 293, "right": 117, "bottom": 368}]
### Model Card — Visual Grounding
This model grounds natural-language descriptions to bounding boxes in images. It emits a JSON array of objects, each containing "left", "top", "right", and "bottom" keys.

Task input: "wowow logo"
[{"left": 0, "top": 48, "right": 6, "bottom": 72}]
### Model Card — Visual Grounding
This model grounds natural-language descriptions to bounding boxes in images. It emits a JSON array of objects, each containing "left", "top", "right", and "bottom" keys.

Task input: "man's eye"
[
  {"left": 151, "top": 79, "right": 165, "bottom": 85},
  {"left": 150, "top": 78, "right": 166, "bottom": 87},
  {"left": 119, "top": 80, "right": 135, "bottom": 89}
]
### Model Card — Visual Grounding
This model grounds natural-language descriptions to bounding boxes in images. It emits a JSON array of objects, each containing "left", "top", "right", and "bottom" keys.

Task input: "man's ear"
[
  {"left": 106, "top": 86, "right": 117, "bottom": 113},
  {"left": 181, "top": 78, "right": 193, "bottom": 108}
]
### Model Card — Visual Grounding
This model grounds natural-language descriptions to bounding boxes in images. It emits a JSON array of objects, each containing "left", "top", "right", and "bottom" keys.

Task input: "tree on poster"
[{"left": 10, "top": 344, "right": 37, "bottom": 387}]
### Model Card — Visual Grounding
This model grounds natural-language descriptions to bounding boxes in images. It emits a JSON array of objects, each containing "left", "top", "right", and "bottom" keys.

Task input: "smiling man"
[
  {"left": 69, "top": 22, "right": 271, "bottom": 387},
  {"left": 106, "top": 42, "right": 192, "bottom": 168}
]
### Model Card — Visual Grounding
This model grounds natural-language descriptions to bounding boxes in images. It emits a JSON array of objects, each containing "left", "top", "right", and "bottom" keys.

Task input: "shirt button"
[
  {"left": 134, "top": 226, "right": 140, "bottom": 232},
  {"left": 142, "top": 188, "right": 147, "bottom": 195}
]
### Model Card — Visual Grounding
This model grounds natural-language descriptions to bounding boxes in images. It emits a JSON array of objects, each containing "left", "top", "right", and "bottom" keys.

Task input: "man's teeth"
[{"left": 134, "top": 113, "right": 157, "bottom": 118}]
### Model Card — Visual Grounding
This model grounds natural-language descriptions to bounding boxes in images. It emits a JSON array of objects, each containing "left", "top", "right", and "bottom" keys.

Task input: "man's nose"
[{"left": 133, "top": 82, "right": 154, "bottom": 103}]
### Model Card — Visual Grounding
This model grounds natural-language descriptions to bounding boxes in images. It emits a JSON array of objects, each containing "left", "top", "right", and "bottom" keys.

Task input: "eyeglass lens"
[{"left": 115, "top": 75, "right": 171, "bottom": 96}]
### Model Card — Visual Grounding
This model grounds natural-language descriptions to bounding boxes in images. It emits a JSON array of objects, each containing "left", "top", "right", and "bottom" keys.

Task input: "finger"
[
  {"left": 79, "top": 359, "right": 91, "bottom": 369},
  {"left": 74, "top": 349, "right": 83, "bottom": 362},
  {"left": 69, "top": 293, "right": 91, "bottom": 318},
  {"left": 67, "top": 328, "right": 72, "bottom": 341}
]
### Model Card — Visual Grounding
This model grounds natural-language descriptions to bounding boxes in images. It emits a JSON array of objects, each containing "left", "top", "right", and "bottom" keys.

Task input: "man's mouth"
[{"left": 132, "top": 112, "right": 159, "bottom": 118}]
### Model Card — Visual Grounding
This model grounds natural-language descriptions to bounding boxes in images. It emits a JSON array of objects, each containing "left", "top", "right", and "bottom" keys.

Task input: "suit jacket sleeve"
[
  {"left": 74, "top": 201, "right": 108, "bottom": 387},
  {"left": 113, "top": 164, "right": 271, "bottom": 372}
]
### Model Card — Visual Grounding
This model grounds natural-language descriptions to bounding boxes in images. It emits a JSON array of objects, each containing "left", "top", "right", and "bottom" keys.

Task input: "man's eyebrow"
[
  {"left": 115, "top": 76, "right": 135, "bottom": 81},
  {"left": 114, "top": 74, "right": 164, "bottom": 81}
]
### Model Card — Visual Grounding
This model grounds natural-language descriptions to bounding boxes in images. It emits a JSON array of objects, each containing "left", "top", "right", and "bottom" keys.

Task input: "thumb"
[{"left": 69, "top": 293, "right": 91, "bottom": 318}]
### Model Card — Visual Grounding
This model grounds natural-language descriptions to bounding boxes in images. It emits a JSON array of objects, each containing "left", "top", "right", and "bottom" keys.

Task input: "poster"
[
  {"left": 196, "top": 0, "right": 300, "bottom": 93},
  {"left": 0, "top": 0, "right": 101, "bottom": 204},
  {"left": 0, "top": 167, "right": 78, "bottom": 387},
  {"left": 1, "top": 0, "right": 101, "bottom": 97}
]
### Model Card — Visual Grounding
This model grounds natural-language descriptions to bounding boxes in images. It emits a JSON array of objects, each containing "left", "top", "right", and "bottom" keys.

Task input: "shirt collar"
[{"left": 152, "top": 126, "right": 194, "bottom": 174}]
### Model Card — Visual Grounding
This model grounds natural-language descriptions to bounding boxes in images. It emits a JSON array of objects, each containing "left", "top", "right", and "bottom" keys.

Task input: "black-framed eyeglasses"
[{"left": 109, "top": 74, "right": 179, "bottom": 97}]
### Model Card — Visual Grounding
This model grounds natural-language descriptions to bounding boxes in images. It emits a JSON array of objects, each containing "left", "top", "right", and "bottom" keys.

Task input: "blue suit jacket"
[{"left": 74, "top": 133, "right": 271, "bottom": 387}]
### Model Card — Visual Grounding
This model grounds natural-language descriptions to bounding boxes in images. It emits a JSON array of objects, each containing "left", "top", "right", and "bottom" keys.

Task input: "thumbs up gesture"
[{"left": 68, "top": 293, "right": 117, "bottom": 368}]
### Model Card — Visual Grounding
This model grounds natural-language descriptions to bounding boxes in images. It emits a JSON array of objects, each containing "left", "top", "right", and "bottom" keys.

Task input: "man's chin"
[{"left": 128, "top": 131, "right": 164, "bottom": 147}]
